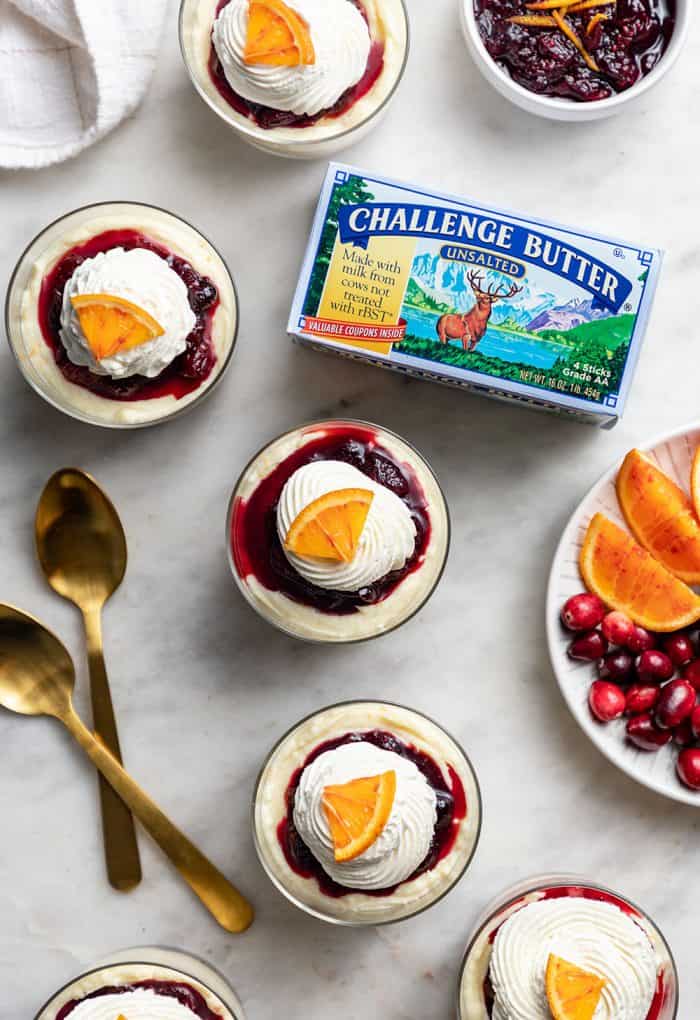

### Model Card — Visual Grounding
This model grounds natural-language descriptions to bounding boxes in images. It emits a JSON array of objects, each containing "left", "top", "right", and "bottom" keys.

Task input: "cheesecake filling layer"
[
  {"left": 489, "top": 898, "right": 658, "bottom": 1020},
  {"left": 293, "top": 740, "right": 437, "bottom": 890},
  {"left": 60, "top": 247, "right": 196, "bottom": 379},
  {"left": 212, "top": 0, "right": 371, "bottom": 116},
  {"left": 277, "top": 460, "right": 416, "bottom": 592}
]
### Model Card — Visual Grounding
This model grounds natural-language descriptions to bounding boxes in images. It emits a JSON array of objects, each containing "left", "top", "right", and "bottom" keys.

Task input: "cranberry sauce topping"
[
  {"left": 231, "top": 425, "right": 432, "bottom": 616},
  {"left": 38, "top": 229, "right": 219, "bottom": 403},
  {"left": 475, "top": 0, "right": 675, "bottom": 102},
  {"left": 277, "top": 729, "right": 467, "bottom": 898},
  {"left": 55, "top": 980, "right": 225, "bottom": 1020},
  {"left": 208, "top": 0, "right": 385, "bottom": 130},
  {"left": 481, "top": 886, "right": 665, "bottom": 1019}
]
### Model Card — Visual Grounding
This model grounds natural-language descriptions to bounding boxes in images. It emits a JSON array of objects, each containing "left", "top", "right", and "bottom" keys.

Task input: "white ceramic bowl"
[
  {"left": 460, "top": 0, "right": 690, "bottom": 121},
  {"left": 547, "top": 421, "right": 700, "bottom": 806},
  {"left": 179, "top": 0, "right": 410, "bottom": 159}
]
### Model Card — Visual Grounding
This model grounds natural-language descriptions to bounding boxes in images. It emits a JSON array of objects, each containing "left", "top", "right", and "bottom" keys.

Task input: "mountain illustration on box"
[{"left": 408, "top": 254, "right": 611, "bottom": 332}]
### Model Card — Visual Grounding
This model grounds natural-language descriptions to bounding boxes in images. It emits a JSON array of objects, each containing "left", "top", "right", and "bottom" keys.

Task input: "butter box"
[{"left": 288, "top": 164, "right": 663, "bottom": 426}]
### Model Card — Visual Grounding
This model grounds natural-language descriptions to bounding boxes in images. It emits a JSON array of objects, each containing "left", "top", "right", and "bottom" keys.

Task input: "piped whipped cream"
[
  {"left": 489, "top": 898, "right": 658, "bottom": 1020},
  {"left": 212, "top": 0, "right": 371, "bottom": 117},
  {"left": 293, "top": 741, "right": 437, "bottom": 890},
  {"left": 60, "top": 247, "right": 196, "bottom": 379},
  {"left": 64, "top": 986, "right": 210, "bottom": 1020},
  {"left": 276, "top": 459, "right": 417, "bottom": 592}
]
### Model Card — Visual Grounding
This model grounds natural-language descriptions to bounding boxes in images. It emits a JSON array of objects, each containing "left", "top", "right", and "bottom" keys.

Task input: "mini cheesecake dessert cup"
[
  {"left": 35, "top": 946, "right": 245, "bottom": 1019},
  {"left": 252, "top": 700, "right": 482, "bottom": 925},
  {"left": 5, "top": 202, "right": 238, "bottom": 428},
  {"left": 457, "top": 874, "right": 678, "bottom": 1020},
  {"left": 227, "top": 419, "right": 450, "bottom": 643},
  {"left": 179, "top": 0, "right": 409, "bottom": 158}
]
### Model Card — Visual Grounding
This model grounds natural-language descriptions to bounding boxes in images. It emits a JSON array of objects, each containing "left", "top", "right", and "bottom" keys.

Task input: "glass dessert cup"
[
  {"left": 460, "top": 0, "right": 689, "bottom": 122},
  {"left": 252, "top": 700, "right": 482, "bottom": 926},
  {"left": 227, "top": 418, "right": 450, "bottom": 644},
  {"left": 178, "top": 0, "right": 409, "bottom": 159},
  {"left": 5, "top": 202, "right": 238, "bottom": 429},
  {"left": 457, "top": 874, "right": 679, "bottom": 1020},
  {"left": 34, "top": 946, "right": 246, "bottom": 1019}
]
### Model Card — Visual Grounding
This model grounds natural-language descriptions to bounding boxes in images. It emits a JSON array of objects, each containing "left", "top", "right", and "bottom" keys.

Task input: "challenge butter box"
[{"left": 288, "top": 164, "right": 663, "bottom": 426}]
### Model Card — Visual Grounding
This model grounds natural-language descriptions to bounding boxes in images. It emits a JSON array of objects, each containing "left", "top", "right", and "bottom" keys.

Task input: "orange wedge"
[
  {"left": 580, "top": 514, "right": 700, "bottom": 632},
  {"left": 285, "top": 488, "right": 373, "bottom": 563},
  {"left": 322, "top": 771, "right": 396, "bottom": 863},
  {"left": 244, "top": 0, "right": 315, "bottom": 67},
  {"left": 690, "top": 446, "right": 700, "bottom": 525},
  {"left": 546, "top": 954, "right": 606, "bottom": 1020},
  {"left": 616, "top": 448, "right": 700, "bottom": 584},
  {"left": 70, "top": 293, "right": 164, "bottom": 362}
]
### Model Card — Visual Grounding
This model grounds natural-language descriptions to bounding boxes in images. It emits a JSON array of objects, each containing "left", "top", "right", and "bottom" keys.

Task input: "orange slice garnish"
[
  {"left": 689, "top": 446, "right": 700, "bottom": 526},
  {"left": 616, "top": 448, "right": 700, "bottom": 584},
  {"left": 322, "top": 771, "right": 397, "bottom": 863},
  {"left": 580, "top": 513, "right": 700, "bottom": 632},
  {"left": 70, "top": 293, "right": 164, "bottom": 362},
  {"left": 285, "top": 487, "right": 374, "bottom": 563},
  {"left": 546, "top": 954, "right": 606, "bottom": 1020},
  {"left": 244, "top": 0, "right": 315, "bottom": 67}
]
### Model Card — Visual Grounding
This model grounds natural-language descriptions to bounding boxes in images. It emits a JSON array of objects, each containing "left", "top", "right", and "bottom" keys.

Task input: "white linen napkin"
[{"left": 0, "top": 0, "right": 168, "bottom": 169}]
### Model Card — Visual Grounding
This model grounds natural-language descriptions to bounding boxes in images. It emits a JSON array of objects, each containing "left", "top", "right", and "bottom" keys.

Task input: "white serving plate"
[{"left": 546, "top": 421, "right": 700, "bottom": 807}]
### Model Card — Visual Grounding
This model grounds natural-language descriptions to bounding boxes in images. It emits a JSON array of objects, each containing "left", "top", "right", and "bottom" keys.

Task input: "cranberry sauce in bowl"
[{"left": 474, "top": 0, "right": 675, "bottom": 102}]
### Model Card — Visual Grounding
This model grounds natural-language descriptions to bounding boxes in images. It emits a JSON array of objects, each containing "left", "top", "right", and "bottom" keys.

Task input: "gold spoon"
[
  {"left": 35, "top": 468, "right": 141, "bottom": 893},
  {"left": 0, "top": 604, "right": 254, "bottom": 933}
]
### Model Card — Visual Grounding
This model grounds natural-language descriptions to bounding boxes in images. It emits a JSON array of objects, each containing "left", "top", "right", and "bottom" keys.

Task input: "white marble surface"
[{"left": 1, "top": 3, "right": 699, "bottom": 1017}]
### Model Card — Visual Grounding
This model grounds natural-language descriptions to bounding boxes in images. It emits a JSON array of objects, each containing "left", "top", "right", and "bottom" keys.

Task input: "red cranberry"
[
  {"left": 589, "top": 681, "right": 626, "bottom": 723},
  {"left": 636, "top": 649, "right": 674, "bottom": 684},
  {"left": 568, "top": 631, "right": 608, "bottom": 662},
  {"left": 598, "top": 651, "right": 635, "bottom": 684},
  {"left": 662, "top": 633, "right": 694, "bottom": 667},
  {"left": 626, "top": 625, "right": 656, "bottom": 654},
  {"left": 677, "top": 749, "right": 700, "bottom": 790},
  {"left": 673, "top": 719, "right": 696, "bottom": 748},
  {"left": 625, "top": 684, "right": 660, "bottom": 716},
  {"left": 601, "top": 611, "right": 634, "bottom": 646},
  {"left": 626, "top": 713, "right": 673, "bottom": 751},
  {"left": 690, "top": 705, "right": 700, "bottom": 740},
  {"left": 561, "top": 593, "right": 605, "bottom": 632},
  {"left": 655, "top": 679, "right": 696, "bottom": 730},
  {"left": 682, "top": 660, "right": 700, "bottom": 692}
]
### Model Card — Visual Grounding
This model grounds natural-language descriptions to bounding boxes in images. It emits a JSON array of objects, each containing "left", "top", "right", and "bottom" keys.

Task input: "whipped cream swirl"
[
  {"left": 65, "top": 987, "right": 209, "bottom": 1020},
  {"left": 293, "top": 741, "right": 437, "bottom": 890},
  {"left": 212, "top": 0, "right": 371, "bottom": 117},
  {"left": 59, "top": 247, "right": 196, "bottom": 379},
  {"left": 489, "top": 898, "right": 658, "bottom": 1020},
  {"left": 276, "top": 460, "right": 417, "bottom": 592}
]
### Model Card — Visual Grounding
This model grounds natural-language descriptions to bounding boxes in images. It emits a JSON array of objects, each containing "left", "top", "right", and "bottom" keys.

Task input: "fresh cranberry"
[
  {"left": 626, "top": 713, "right": 673, "bottom": 751},
  {"left": 589, "top": 681, "right": 626, "bottom": 723},
  {"left": 625, "top": 684, "right": 660, "bottom": 716},
  {"left": 673, "top": 719, "right": 696, "bottom": 748},
  {"left": 682, "top": 660, "right": 700, "bottom": 692},
  {"left": 636, "top": 649, "right": 674, "bottom": 684},
  {"left": 655, "top": 680, "right": 697, "bottom": 730},
  {"left": 561, "top": 593, "right": 606, "bottom": 632},
  {"left": 601, "top": 611, "right": 635, "bottom": 646},
  {"left": 598, "top": 650, "right": 635, "bottom": 684},
  {"left": 626, "top": 625, "right": 657, "bottom": 654},
  {"left": 662, "top": 633, "right": 695, "bottom": 667},
  {"left": 677, "top": 749, "right": 700, "bottom": 791},
  {"left": 568, "top": 630, "right": 608, "bottom": 662},
  {"left": 690, "top": 705, "right": 700, "bottom": 740}
]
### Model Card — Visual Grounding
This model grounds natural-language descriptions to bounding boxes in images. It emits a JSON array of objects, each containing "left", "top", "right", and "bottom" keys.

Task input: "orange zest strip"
[
  {"left": 546, "top": 954, "right": 606, "bottom": 1020},
  {"left": 509, "top": 14, "right": 558, "bottom": 25},
  {"left": 567, "top": 0, "right": 615, "bottom": 11},
  {"left": 526, "top": 0, "right": 584, "bottom": 10},
  {"left": 70, "top": 293, "right": 164, "bottom": 361},
  {"left": 552, "top": 9, "right": 600, "bottom": 71},
  {"left": 285, "top": 488, "right": 374, "bottom": 563},
  {"left": 586, "top": 11, "right": 609, "bottom": 31},
  {"left": 322, "top": 771, "right": 397, "bottom": 863},
  {"left": 244, "top": 0, "right": 315, "bottom": 67}
]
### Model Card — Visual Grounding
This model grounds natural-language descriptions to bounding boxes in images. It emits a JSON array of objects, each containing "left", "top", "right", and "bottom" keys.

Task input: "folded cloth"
[{"left": 0, "top": 0, "right": 168, "bottom": 169}]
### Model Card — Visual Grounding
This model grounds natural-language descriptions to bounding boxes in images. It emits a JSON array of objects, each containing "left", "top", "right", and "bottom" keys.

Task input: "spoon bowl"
[{"left": 0, "top": 604, "right": 75, "bottom": 718}]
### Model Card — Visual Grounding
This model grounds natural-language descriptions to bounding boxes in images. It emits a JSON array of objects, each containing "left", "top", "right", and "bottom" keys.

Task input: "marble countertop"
[{"left": 1, "top": 3, "right": 699, "bottom": 1017}]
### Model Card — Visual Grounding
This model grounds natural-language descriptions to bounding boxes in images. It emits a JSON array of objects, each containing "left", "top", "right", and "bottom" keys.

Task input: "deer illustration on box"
[{"left": 436, "top": 271, "right": 523, "bottom": 352}]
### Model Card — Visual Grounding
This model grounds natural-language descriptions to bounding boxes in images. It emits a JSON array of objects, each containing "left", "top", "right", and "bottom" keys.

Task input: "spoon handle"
[
  {"left": 83, "top": 607, "right": 142, "bottom": 893},
  {"left": 61, "top": 705, "right": 254, "bottom": 934}
]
